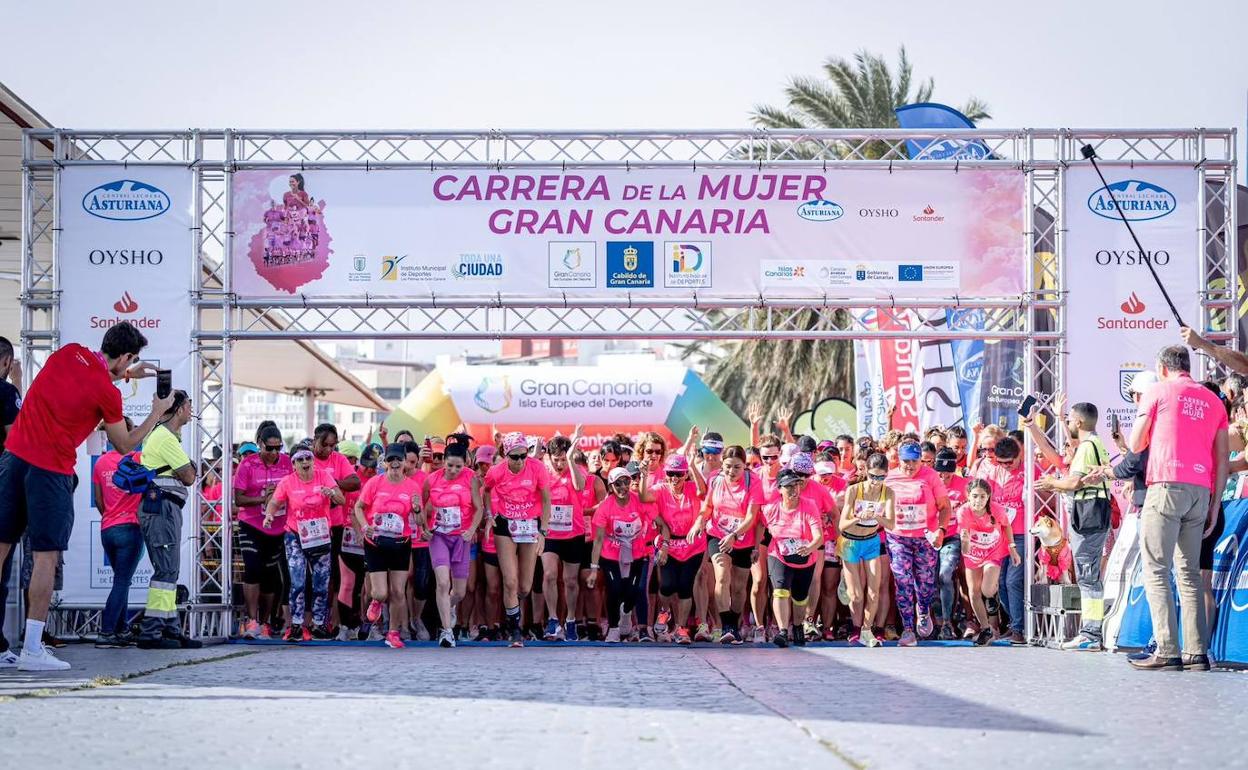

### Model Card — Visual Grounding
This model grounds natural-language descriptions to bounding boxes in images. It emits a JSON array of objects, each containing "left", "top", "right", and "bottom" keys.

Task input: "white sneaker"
[
  {"left": 618, "top": 605, "right": 633, "bottom": 636},
  {"left": 438, "top": 628, "right": 455, "bottom": 648},
  {"left": 367, "top": 625, "right": 385, "bottom": 642},
  {"left": 0, "top": 649, "right": 18, "bottom": 668},
  {"left": 335, "top": 626, "right": 352, "bottom": 642},
  {"left": 18, "top": 645, "right": 70, "bottom": 671},
  {"left": 751, "top": 627, "right": 765, "bottom": 644},
  {"left": 605, "top": 627, "right": 621, "bottom": 644},
  {"left": 414, "top": 620, "right": 431, "bottom": 642}
]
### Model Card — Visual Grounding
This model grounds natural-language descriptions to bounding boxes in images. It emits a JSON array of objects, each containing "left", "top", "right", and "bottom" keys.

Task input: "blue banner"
[
  {"left": 894, "top": 102, "right": 992, "bottom": 160},
  {"left": 1211, "top": 498, "right": 1248, "bottom": 666},
  {"left": 946, "top": 308, "right": 984, "bottom": 429}
]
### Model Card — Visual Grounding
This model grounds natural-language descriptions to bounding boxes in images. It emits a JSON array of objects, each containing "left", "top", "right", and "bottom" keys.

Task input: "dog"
[{"left": 1029, "top": 514, "right": 1075, "bottom": 585}]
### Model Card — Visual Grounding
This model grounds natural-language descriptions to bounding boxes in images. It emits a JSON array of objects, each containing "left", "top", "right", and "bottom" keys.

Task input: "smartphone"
[
  {"left": 1017, "top": 394, "right": 1038, "bottom": 418},
  {"left": 1110, "top": 413, "right": 1121, "bottom": 439},
  {"left": 156, "top": 369, "right": 172, "bottom": 399}
]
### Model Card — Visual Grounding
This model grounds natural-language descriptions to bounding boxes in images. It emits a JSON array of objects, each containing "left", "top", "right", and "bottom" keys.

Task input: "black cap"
[
  {"left": 933, "top": 448, "right": 958, "bottom": 474},
  {"left": 777, "top": 468, "right": 804, "bottom": 488},
  {"left": 384, "top": 442, "right": 406, "bottom": 461},
  {"left": 359, "top": 443, "right": 380, "bottom": 469}
]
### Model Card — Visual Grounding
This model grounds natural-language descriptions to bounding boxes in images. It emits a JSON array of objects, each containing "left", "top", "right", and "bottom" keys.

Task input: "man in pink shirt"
[{"left": 1127, "top": 345, "right": 1228, "bottom": 672}]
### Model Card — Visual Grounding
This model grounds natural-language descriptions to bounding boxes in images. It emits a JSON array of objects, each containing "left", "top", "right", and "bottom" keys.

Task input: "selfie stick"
[{"left": 1079, "top": 144, "right": 1185, "bottom": 328}]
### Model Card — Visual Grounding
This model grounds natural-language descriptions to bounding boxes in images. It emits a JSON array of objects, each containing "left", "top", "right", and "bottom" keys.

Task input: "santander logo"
[
  {"left": 1120, "top": 293, "right": 1145, "bottom": 315},
  {"left": 113, "top": 292, "right": 139, "bottom": 314}
]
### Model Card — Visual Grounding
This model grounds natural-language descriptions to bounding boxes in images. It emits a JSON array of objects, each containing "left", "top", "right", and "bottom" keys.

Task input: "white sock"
[{"left": 24, "top": 619, "right": 46, "bottom": 654}]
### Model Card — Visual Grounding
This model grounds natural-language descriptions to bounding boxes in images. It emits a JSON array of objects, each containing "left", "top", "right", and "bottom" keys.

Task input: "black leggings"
[
  {"left": 602, "top": 556, "right": 650, "bottom": 627},
  {"left": 659, "top": 554, "right": 702, "bottom": 600},
  {"left": 238, "top": 522, "right": 284, "bottom": 594},
  {"left": 410, "top": 547, "right": 433, "bottom": 601},
  {"left": 338, "top": 551, "right": 366, "bottom": 628}
]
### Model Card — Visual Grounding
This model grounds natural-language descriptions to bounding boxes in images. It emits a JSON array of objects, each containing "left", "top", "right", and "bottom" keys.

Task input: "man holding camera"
[{"left": 0, "top": 322, "right": 172, "bottom": 671}]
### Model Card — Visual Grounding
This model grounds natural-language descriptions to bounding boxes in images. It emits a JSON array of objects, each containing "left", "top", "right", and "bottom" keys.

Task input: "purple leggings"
[
  {"left": 429, "top": 531, "right": 472, "bottom": 580},
  {"left": 886, "top": 534, "right": 938, "bottom": 632}
]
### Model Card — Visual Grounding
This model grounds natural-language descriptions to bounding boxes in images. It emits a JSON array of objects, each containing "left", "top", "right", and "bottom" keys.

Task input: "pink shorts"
[{"left": 429, "top": 531, "right": 472, "bottom": 579}]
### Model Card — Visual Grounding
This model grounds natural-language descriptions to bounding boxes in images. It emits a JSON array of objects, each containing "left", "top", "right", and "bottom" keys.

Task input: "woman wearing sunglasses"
[
  {"left": 838, "top": 453, "right": 896, "bottom": 647},
  {"left": 419, "top": 442, "right": 484, "bottom": 648},
  {"left": 483, "top": 432, "right": 552, "bottom": 647},
  {"left": 233, "top": 424, "right": 292, "bottom": 639},
  {"left": 639, "top": 453, "right": 707, "bottom": 644},
  {"left": 586, "top": 467, "right": 655, "bottom": 643},
  {"left": 884, "top": 441, "right": 953, "bottom": 647},
  {"left": 761, "top": 468, "right": 825, "bottom": 648},
  {"left": 688, "top": 445, "right": 762, "bottom": 644},
  {"left": 539, "top": 431, "right": 587, "bottom": 642},
  {"left": 354, "top": 443, "right": 421, "bottom": 649},
  {"left": 263, "top": 444, "right": 344, "bottom": 643}
]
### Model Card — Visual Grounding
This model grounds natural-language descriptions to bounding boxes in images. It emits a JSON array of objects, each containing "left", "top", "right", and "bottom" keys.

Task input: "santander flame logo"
[
  {"left": 113, "top": 292, "right": 139, "bottom": 314},
  {"left": 1120, "top": 293, "right": 1145, "bottom": 315},
  {"left": 922, "top": 205, "right": 935, "bottom": 215}
]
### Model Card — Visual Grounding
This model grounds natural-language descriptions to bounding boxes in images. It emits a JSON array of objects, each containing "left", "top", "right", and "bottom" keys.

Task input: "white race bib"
[
  {"left": 896, "top": 504, "right": 926, "bottom": 529},
  {"left": 375, "top": 512, "right": 405, "bottom": 536},
  {"left": 341, "top": 525, "right": 365, "bottom": 555},
  {"left": 612, "top": 519, "right": 641, "bottom": 542},
  {"left": 971, "top": 529, "right": 1001, "bottom": 549},
  {"left": 549, "top": 505, "right": 575, "bottom": 532},
  {"left": 823, "top": 540, "right": 838, "bottom": 559},
  {"left": 435, "top": 506, "right": 463, "bottom": 533},
  {"left": 507, "top": 517, "right": 539, "bottom": 543},
  {"left": 778, "top": 537, "right": 807, "bottom": 557},
  {"left": 854, "top": 500, "right": 879, "bottom": 526},
  {"left": 297, "top": 516, "right": 331, "bottom": 549},
  {"left": 717, "top": 515, "right": 744, "bottom": 535}
]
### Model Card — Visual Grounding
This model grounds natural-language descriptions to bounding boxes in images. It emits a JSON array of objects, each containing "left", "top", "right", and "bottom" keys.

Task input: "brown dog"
[{"left": 1029, "top": 514, "right": 1075, "bottom": 584}]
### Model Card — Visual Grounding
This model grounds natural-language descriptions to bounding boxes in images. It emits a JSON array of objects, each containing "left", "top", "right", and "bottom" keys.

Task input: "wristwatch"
[{"left": 589, "top": 563, "right": 600, "bottom": 571}]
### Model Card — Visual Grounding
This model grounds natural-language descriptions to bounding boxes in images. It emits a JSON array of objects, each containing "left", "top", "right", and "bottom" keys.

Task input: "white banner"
[
  {"left": 229, "top": 168, "right": 1026, "bottom": 300},
  {"left": 1065, "top": 166, "right": 1200, "bottom": 452},
  {"left": 57, "top": 168, "right": 196, "bottom": 605}
]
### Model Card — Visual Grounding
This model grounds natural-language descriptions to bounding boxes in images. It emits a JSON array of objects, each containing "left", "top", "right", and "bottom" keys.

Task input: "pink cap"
[
  {"left": 664, "top": 454, "right": 689, "bottom": 474},
  {"left": 475, "top": 445, "right": 497, "bottom": 464},
  {"left": 501, "top": 432, "right": 527, "bottom": 455}
]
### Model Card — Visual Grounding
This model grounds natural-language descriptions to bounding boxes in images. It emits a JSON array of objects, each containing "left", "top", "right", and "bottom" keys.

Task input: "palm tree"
[{"left": 688, "top": 48, "right": 990, "bottom": 424}]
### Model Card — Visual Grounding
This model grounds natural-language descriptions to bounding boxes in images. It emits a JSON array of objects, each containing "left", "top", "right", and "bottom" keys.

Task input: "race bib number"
[
  {"left": 297, "top": 516, "right": 331, "bottom": 550},
  {"left": 435, "top": 506, "right": 463, "bottom": 533},
  {"left": 823, "top": 540, "right": 838, "bottom": 559},
  {"left": 374, "top": 512, "right": 405, "bottom": 536},
  {"left": 612, "top": 519, "right": 641, "bottom": 542},
  {"left": 341, "top": 526, "right": 365, "bottom": 555},
  {"left": 549, "top": 505, "right": 575, "bottom": 532},
  {"left": 778, "top": 537, "right": 807, "bottom": 557},
  {"left": 896, "top": 504, "right": 926, "bottom": 529},
  {"left": 854, "top": 500, "right": 879, "bottom": 526},
  {"left": 971, "top": 529, "right": 1001, "bottom": 549},
  {"left": 717, "top": 515, "right": 744, "bottom": 535},
  {"left": 508, "top": 517, "right": 539, "bottom": 543}
]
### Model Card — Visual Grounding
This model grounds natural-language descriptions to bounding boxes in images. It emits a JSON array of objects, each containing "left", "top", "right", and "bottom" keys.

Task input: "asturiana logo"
[
  {"left": 797, "top": 199, "right": 844, "bottom": 222},
  {"left": 1087, "top": 180, "right": 1176, "bottom": 222},
  {"left": 82, "top": 180, "right": 171, "bottom": 221}
]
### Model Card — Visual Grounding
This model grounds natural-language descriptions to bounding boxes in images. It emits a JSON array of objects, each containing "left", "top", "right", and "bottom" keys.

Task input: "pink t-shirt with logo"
[
  {"left": 973, "top": 460, "right": 1030, "bottom": 535},
  {"left": 940, "top": 474, "right": 969, "bottom": 536},
  {"left": 484, "top": 458, "right": 549, "bottom": 520},
  {"left": 885, "top": 469, "right": 939, "bottom": 538},
  {"left": 234, "top": 453, "right": 295, "bottom": 536},
  {"left": 546, "top": 466, "right": 586, "bottom": 540},
  {"left": 359, "top": 473, "right": 421, "bottom": 540},
  {"left": 762, "top": 496, "right": 822, "bottom": 568},
  {"left": 705, "top": 473, "right": 764, "bottom": 546},
  {"left": 273, "top": 469, "right": 337, "bottom": 535},
  {"left": 426, "top": 469, "right": 476, "bottom": 537},
  {"left": 652, "top": 481, "right": 706, "bottom": 561},
  {"left": 314, "top": 451, "right": 357, "bottom": 527},
  {"left": 591, "top": 492, "right": 654, "bottom": 561},
  {"left": 93, "top": 450, "right": 142, "bottom": 530},
  {"left": 1139, "top": 373, "right": 1228, "bottom": 490}
]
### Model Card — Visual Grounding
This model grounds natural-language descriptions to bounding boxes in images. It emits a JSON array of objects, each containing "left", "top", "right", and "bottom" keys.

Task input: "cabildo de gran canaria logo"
[
  {"left": 1087, "top": 180, "right": 1176, "bottom": 222},
  {"left": 82, "top": 179, "right": 171, "bottom": 221},
  {"left": 474, "top": 376, "right": 512, "bottom": 413}
]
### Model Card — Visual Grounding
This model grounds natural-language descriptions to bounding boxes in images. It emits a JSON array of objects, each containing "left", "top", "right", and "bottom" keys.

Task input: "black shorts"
[
  {"left": 364, "top": 537, "right": 411, "bottom": 573},
  {"left": 767, "top": 556, "right": 816, "bottom": 603},
  {"left": 482, "top": 550, "right": 499, "bottom": 568},
  {"left": 658, "top": 553, "right": 702, "bottom": 599},
  {"left": 0, "top": 452, "right": 75, "bottom": 551},
  {"left": 237, "top": 521, "right": 285, "bottom": 592},
  {"left": 410, "top": 547, "right": 433, "bottom": 600},
  {"left": 1200, "top": 502, "right": 1226, "bottom": 571},
  {"left": 707, "top": 537, "right": 753, "bottom": 569},
  {"left": 492, "top": 516, "right": 543, "bottom": 541},
  {"left": 544, "top": 535, "right": 586, "bottom": 564}
]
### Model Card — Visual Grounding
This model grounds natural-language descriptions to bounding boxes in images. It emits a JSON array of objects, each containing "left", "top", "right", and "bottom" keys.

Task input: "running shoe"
[
  {"left": 859, "top": 628, "right": 881, "bottom": 648},
  {"left": 544, "top": 618, "right": 560, "bottom": 641},
  {"left": 584, "top": 623, "right": 601, "bottom": 642},
  {"left": 773, "top": 629, "right": 789, "bottom": 648},
  {"left": 675, "top": 627, "right": 692, "bottom": 645},
  {"left": 656, "top": 631, "right": 673, "bottom": 644},
  {"left": 793, "top": 627, "right": 807, "bottom": 647},
  {"left": 1059, "top": 634, "right": 1102, "bottom": 652},
  {"left": 974, "top": 628, "right": 994, "bottom": 646},
  {"left": 938, "top": 623, "right": 955, "bottom": 641},
  {"left": 847, "top": 629, "right": 861, "bottom": 645},
  {"left": 367, "top": 625, "right": 385, "bottom": 642},
  {"left": 730, "top": 628, "right": 744, "bottom": 646},
  {"left": 385, "top": 630, "right": 405, "bottom": 649},
  {"left": 719, "top": 627, "right": 736, "bottom": 645},
  {"left": 1009, "top": 631, "right": 1027, "bottom": 646},
  {"left": 618, "top": 605, "right": 633, "bottom": 637},
  {"left": 694, "top": 623, "right": 713, "bottom": 642},
  {"left": 509, "top": 627, "right": 524, "bottom": 648},
  {"left": 823, "top": 628, "right": 837, "bottom": 642},
  {"left": 439, "top": 628, "right": 455, "bottom": 648},
  {"left": 414, "top": 620, "right": 432, "bottom": 642},
  {"left": 605, "top": 627, "right": 622, "bottom": 644},
  {"left": 916, "top": 611, "right": 934, "bottom": 639},
  {"left": 636, "top": 627, "right": 655, "bottom": 643},
  {"left": 282, "top": 625, "right": 300, "bottom": 643},
  {"left": 311, "top": 625, "right": 333, "bottom": 640},
  {"left": 751, "top": 627, "right": 765, "bottom": 644},
  {"left": 366, "top": 600, "right": 383, "bottom": 624},
  {"left": 962, "top": 621, "right": 978, "bottom": 640},
  {"left": 259, "top": 624, "right": 273, "bottom": 640},
  {"left": 241, "top": 619, "right": 260, "bottom": 640},
  {"left": 564, "top": 621, "right": 578, "bottom": 642},
  {"left": 94, "top": 633, "right": 130, "bottom": 649},
  {"left": 335, "top": 626, "right": 353, "bottom": 642},
  {"left": 803, "top": 620, "right": 819, "bottom": 641},
  {"left": 654, "top": 609, "right": 671, "bottom": 635},
  {"left": 300, "top": 626, "right": 313, "bottom": 643},
  {"left": 898, "top": 630, "right": 918, "bottom": 647},
  {"left": 883, "top": 625, "right": 899, "bottom": 641},
  {"left": 0, "top": 649, "right": 18, "bottom": 669},
  {"left": 555, "top": 623, "right": 567, "bottom": 642},
  {"left": 17, "top": 645, "right": 70, "bottom": 671}
]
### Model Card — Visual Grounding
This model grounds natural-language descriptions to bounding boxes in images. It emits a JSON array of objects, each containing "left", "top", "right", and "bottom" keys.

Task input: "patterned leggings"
[
  {"left": 285, "top": 533, "right": 332, "bottom": 627},
  {"left": 886, "top": 535, "right": 939, "bottom": 632}
]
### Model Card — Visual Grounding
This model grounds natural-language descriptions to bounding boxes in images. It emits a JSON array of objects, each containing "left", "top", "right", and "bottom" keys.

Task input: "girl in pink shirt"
[
  {"left": 957, "top": 478, "right": 1021, "bottom": 645},
  {"left": 538, "top": 433, "right": 587, "bottom": 642},
  {"left": 640, "top": 453, "right": 707, "bottom": 645},
  {"left": 760, "top": 469, "right": 825, "bottom": 648},
  {"left": 263, "top": 447, "right": 344, "bottom": 642},
  {"left": 483, "top": 432, "right": 552, "bottom": 647},
  {"left": 586, "top": 467, "right": 655, "bottom": 643}
]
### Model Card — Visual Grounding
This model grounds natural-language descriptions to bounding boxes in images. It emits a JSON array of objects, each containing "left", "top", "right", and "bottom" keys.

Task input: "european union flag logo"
[{"left": 898, "top": 264, "right": 924, "bottom": 282}]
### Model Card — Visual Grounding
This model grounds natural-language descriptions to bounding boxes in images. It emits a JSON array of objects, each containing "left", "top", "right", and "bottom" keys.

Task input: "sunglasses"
[
  {"left": 507, "top": 453, "right": 527, "bottom": 461},
  {"left": 867, "top": 473, "right": 886, "bottom": 482},
  {"left": 665, "top": 471, "right": 686, "bottom": 478},
  {"left": 760, "top": 453, "right": 781, "bottom": 461},
  {"left": 644, "top": 449, "right": 664, "bottom": 456},
  {"left": 386, "top": 456, "right": 404, "bottom": 463},
  {"left": 702, "top": 448, "right": 722, "bottom": 456},
  {"left": 612, "top": 479, "right": 631, "bottom": 487},
  {"left": 432, "top": 453, "right": 444, "bottom": 461},
  {"left": 261, "top": 444, "right": 282, "bottom": 452}
]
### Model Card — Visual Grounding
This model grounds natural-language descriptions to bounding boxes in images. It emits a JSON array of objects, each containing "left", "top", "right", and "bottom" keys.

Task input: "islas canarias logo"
[{"left": 474, "top": 376, "right": 512, "bottom": 413}]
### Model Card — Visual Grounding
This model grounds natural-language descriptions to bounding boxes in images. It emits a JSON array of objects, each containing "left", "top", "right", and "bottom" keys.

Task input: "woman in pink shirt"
[
  {"left": 688, "top": 445, "right": 762, "bottom": 645},
  {"left": 419, "top": 441, "right": 483, "bottom": 648},
  {"left": 957, "top": 478, "right": 1020, "bottom": 645},
  {"left": 572, "top": 447, "right": 607, "bottom": 641},
  {"left": 884, "top": 441, "right": 952, "bottom": 647},
  {"left": 934, "top": 448, "right": 972, "bottom": 640},
  {"left": 354, "top": 443, "right": 421, "bottom": 649},
  {"left": 483, "top": 432, "right": 552, "bottom": 647},
  {"left": 586, "top": 467, "right": 655, "bottom": 643},
  {"left": 839, "top": 452, "right": 896, "bottom": 648},
  {"left": 233, "top": 424, "right": 293, "bottom": 639},
  {"left": 92, "top": 445, "right": 144, "bottom": 646},
  {"left": 640, "top": 453, "right": 707, "bottom": 645},
  {"left": 263, "top": 446, "right": 344, "bottom": 643},
  {"left": 814, "top": 460, "right": 847, "bottom": 641},
  {"left": 761, "top": 469, "right": 825, "bottom": 648},
  {"left": 539, "top": 432, "right": 587, "bottom": 642}
]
